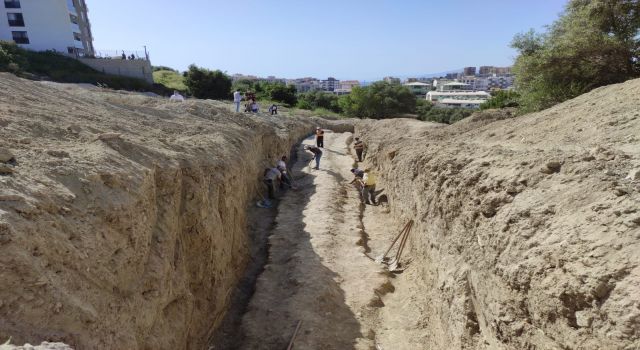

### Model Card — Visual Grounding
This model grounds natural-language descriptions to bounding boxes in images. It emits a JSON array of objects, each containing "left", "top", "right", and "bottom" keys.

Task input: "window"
[
  {"left": 11, "top": 31, "right": 28, "bottom": 44},
  {"left": 4, "top": 0, "right": 20, "bottom": 8},
  {"left": 7, "top": 12, "right": 24, "bottom": 26},
  {"left": 73, "top": 32, "right": 81, "bottom": 41}
]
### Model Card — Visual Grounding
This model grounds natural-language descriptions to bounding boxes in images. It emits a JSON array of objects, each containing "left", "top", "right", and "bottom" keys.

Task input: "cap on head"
[
  {"left": 355, "top": 137, "right": 360, "bottom": 140},
  {"left": 316, "top": 127, "right": 320, "bottom": 129},
  {"left": 350, "top": 168, "right": 356, "bottom": 173}
]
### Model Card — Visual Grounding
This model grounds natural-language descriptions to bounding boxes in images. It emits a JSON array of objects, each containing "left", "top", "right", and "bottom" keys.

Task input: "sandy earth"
[{"left": 236, "top": 131, "right": 393, "bottom": 349}]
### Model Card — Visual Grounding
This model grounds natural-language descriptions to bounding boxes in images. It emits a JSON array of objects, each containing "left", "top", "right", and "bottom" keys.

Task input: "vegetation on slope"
[
  {"left": 153, "top": 69, "right": 186, "bottom": 92},
  {"left": 0, "top": 41, "right": 153, "bottom": 91},
  {"left": 512, "top": 0, "right": 640, "bottom": 113}
]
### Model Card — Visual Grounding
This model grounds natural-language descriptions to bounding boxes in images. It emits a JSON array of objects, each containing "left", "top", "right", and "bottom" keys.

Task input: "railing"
[{"left": 78, "top": 49, "right": 150, "bottom": 61}]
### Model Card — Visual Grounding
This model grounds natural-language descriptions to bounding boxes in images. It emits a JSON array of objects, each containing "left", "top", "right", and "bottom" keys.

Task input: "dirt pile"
[
  {"left": 355, "top": 78, "right": 640, "bottom": 349},
  {"left": 0, "top": 73, "right": 351, "bottom": 349}
]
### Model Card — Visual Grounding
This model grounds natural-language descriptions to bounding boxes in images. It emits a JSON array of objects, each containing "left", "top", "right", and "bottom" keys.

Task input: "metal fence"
[{"left": 79, "top": 49, "right": 150, "bottom": 61}]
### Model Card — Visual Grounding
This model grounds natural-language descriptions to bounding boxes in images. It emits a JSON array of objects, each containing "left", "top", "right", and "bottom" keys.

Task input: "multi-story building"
[
  {"left": 486, "top": 75, "right": 514, "bottom": 90},
  {"left": 0, "top": 0, "right": 94, "bottom": 56},
  {"left": 383, "top": 76, "right": 401, "bottom": 84},
  {"left": 287, "top": 78, "right": 321, "bottom": 93},
  {"left": 339, "top": 80, "right": 359, "bottom": 91},
  {"left": 320, "top": 77, "right": 340, "bottom": 92},
  {"left": 479, "top": 66, "right": 512, "bottom": 77},
  {"left": 463, "top": 66, "right": 476, "bottom": 76},
  {"left": 403, "top": 82, "right": 430, "bottom": 96},
  {"left": 426, "top": 82, "right": 491, "bottom": 109}
]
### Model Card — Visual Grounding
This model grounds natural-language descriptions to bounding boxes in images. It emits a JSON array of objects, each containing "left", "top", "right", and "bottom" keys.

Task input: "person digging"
[
  {"left": 277, "top": 155, "right": 297, "bottom": 190},
  {"left": 361, "top": 171, "right": 377, "bottom": 205},
  {"left": 304, "top": 145, "right": 323, "bottom": 170},
  {"left": 263, "top": 167, "right": 281, "bottom": 202}
]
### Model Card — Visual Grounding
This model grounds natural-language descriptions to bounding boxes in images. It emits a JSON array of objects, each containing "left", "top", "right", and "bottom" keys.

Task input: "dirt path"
[{"left": 233, "top": 131, "right": 391, "bottom": 349}]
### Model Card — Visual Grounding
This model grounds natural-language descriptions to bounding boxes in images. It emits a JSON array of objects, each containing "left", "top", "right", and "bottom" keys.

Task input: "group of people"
[
  {"left": 350, "top": 167, "right": 377, "bottom": 205},
  {"left": 233, "top": 90, "right": 278, "bottom": 115},
  {"left": 263, "top": 155, "right": 295, "bottom": 201}
]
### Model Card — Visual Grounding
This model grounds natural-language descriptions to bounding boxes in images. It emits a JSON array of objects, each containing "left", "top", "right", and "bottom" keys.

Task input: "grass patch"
[
  {"left": 153, "top": 69, "right": 186, "bottom": 92},
  {"left": 0, "top": 41, "right": 173, "bottom": 94}
]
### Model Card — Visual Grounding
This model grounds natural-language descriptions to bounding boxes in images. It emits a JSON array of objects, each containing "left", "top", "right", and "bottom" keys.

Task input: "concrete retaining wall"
[{"left": 79, "top": 58, "right": 154, "bottom": 83}]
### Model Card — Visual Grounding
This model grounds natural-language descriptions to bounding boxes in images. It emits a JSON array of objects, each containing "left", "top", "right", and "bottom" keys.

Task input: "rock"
[
  {"left": 0, "top": 164, "right": 14, "bottom": 175},
  {"left": 626, "top": 168, "right": 640, "bottom": 181},
  {"left": 46, "top": 150, "right": 70, "bottom": 158},
  {"left": 0, "top": 147, "right": 14, "bottom": 163},
  {"left": 67, "top": 125, "right": 81, "bottom": 134},
  {"left": 614, "top": 187, "right": 629, "bottom": 196},
  {"left": 576, "top": 311, "right": 593, "bottom": 328},
  {"left": 98, "top": 133, "right": 122, "bottom": 141},
  {"left": 540, "top": 160, "right": 562, "bottom": 174}
]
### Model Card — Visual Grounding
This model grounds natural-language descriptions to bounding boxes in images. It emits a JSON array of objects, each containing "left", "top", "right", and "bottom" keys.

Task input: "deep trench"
[{"left": 207, "top": 140, "right": 305, "bottom": 350}]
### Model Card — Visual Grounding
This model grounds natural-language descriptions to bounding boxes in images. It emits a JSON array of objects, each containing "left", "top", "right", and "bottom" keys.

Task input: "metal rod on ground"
[
  {"left": 376, "top": 220, "right": 412, "bottom": 263},
  {"left": 287, "top": 320, "right": 303, "bottom": 350}
]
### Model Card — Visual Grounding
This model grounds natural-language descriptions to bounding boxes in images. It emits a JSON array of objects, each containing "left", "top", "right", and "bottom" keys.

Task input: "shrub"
[
  {"left": 338, "top": 82, "right": 416, "bottom": 119},
  {"left": 183, "top": 64, "right": 232, "bottom": 99}
]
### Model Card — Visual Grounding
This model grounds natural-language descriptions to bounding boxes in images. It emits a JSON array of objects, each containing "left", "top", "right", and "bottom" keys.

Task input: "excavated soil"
[
  {"left": 0, "top": 73, "right": 351, "bottom": 349},
  {"left": 1, "top": 72, "right": 639, "bottom": 350}
]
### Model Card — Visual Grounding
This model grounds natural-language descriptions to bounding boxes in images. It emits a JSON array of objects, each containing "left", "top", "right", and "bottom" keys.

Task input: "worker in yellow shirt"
[{"left": 361, "top": 171, "right": 377, "bottom": 205}]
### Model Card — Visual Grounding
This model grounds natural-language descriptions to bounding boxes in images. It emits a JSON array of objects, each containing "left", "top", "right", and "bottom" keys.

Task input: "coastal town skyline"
[{"left": 88, "top": 0, "right": 567, "bottom": 80}]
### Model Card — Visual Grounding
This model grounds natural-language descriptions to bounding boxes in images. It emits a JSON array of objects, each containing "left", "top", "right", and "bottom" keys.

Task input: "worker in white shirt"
[
  {"left": 233, "top": 90, "right": 242, "bottom": 112},
  {"left": 169, "top": 91, "right": 185, "bottom": 102}
]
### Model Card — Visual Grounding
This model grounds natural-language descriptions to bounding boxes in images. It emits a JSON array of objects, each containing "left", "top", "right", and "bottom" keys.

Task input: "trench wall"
[
  {"left": 355, "top": 81, "right": 639, "bottom": 350},
  {"left": 0, "top": 73, "right": 353, "bottom": 349}
]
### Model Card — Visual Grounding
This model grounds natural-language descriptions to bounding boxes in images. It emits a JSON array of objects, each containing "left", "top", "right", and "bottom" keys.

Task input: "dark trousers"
[
  {"left": 361, "top": 185, "right": 376, "bottom": 204},
  {"left": 264, "top": 179, "right": 275, "bottom": 199},
  {"left": 356, "top": 149, "right": 363, "bottom": 162},
  {"left": 280, "top": 172, "right": 292, "bottom": 188},
  {"left": 317, "top": 137, "right": 324, "bottom": 148}
]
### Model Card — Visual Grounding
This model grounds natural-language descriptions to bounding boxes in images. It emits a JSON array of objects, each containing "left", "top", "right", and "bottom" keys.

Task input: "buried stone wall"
[
  {"left": 355, "top": 79, "right": 640, "bottom": 349},
  {"left": 0, "top": 73, "right": 352, "bottom": 349}
]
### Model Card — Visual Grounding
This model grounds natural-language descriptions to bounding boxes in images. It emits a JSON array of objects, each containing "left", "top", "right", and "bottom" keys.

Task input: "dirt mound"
[
  {"left": 356, "top": 78, "right": 640, "bottom": 349},
  {"left": 0, "top": 73, "right": 351, "bottom": 349}
]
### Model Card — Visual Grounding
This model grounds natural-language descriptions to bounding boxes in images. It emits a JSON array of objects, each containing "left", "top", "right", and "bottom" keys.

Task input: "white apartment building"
[
  {"left": 0, "top": 0, "right": 94, "bottom": 56},
  {"left": 426, "top": 82, "right": 490, "bottom": 109}
]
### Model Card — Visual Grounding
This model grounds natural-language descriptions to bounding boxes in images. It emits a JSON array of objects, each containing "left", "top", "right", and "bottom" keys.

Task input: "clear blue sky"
[{"left": 89, "top": 0, "right": 567, "bottom": 80}]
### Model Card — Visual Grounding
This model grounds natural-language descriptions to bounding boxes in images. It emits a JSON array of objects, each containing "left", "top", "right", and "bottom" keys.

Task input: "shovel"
[
  {"left": 375, "top": 220, "right": 413, "bottom": 264},
  {"left": 388, "top": 220, "right": 413, "bottom": 272}
]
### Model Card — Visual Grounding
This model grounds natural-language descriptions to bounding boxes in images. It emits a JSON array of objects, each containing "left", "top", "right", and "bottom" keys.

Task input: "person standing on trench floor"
[
  {"left": 315, "top": 127, "right": 324, "bottom": 148},
  {"left": 354, "top": 137, "right": 366, "bottom": 162},
  {"left": 305, "top": 145, "right": 323, "bottom": 170}
]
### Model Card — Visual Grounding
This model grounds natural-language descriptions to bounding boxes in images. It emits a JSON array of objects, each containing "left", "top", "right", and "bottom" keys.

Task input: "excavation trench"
[{"left": 206, "top": 131, "right": 408, "bottom": 350}]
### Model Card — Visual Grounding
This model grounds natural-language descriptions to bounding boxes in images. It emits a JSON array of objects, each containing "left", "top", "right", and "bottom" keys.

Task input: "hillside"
[
  {"left": 0, "top": 73, "right": 638, "bottom": 350},
  {"left": 355, "top": 78, "right": 640, "bottom": 349}
]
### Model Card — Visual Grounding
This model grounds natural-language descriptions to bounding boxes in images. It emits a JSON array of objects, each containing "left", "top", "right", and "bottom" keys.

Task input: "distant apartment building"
[
  {"left": 478, "top": 66, "right": 512, "bottom": 77},
  {"left": 426, "top": 82, "right": 490, "bottom": 109},
  {"left": 463, "top": 66, "right": 476, "bottom": 76},
  {"left": 486, "top": 75, "right": 514, "bottom": 90},
  {"left": 403, "top": 81, "right": 430, "bottom": 96},
  {"left": 383, "top": 76, "right": 401, "bottom": 84},
  {"left": 320, "top": 77, "right": 340, "bottom": 92},
  {"left": 0, "top": 0, "right": 94, "bottom": 56},
  {"left": 287, "top": 78, "right": 320, "bottom": 93}
]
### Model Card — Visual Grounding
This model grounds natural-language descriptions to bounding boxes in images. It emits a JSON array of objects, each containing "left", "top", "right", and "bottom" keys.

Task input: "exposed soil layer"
[
  {"left": 355, "top": 79, "right": 640, "bottom": 349},
  {"left": 0, "top": 73, "right": 351, "bottom": 349}
]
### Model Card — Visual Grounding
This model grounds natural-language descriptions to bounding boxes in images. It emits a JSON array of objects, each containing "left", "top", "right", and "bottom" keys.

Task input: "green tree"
[
  {"left": 297, "top": 91, "right": 342, "bottom": 113},
  {"left": 267, "top": 83, "right": 298, "bottom": 106},
  {"left": 417, "top": 107, "right": 473, "bottom": 124},
  {"left": 480, "top": 90, "right": 520, "bottom": 110},
  {"left": 338, "top": 82, "right": 416, "bottom": 119},
  {"left": 512, "top": 0, "right": 640, "bottom": 113},
  {"left": 183, "top": 64, "right": 232, "bottom": 100}
]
